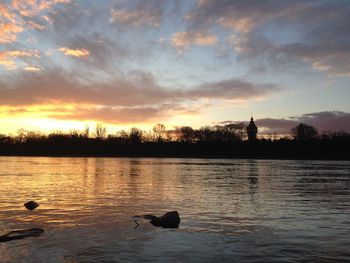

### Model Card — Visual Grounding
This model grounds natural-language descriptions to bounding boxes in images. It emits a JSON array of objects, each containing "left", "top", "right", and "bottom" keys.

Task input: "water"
[{"left": 0, "top": 157, "right": 349, "bottom": 262}]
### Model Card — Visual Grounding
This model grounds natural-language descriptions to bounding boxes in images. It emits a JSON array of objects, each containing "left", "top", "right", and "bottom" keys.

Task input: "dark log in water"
[{"left": 0, "top": 228, "right": 44, "bottom": 242}]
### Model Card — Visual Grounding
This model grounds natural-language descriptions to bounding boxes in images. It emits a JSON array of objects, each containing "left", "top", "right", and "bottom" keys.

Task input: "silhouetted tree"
[
  {"left": 69, "top": 129, "right": 82, "bottom": 138},
  {"left": 197, "top": 126, "right": 216, "bottom": 142},
  {"left": 226, "top": 123, "right": 246, "bottom": 141},
  {"left": 114, "top": 130, "right": 129, "bottom": 144},
  {"left": 16, "top": 128, "right": 27, "bottom": 143},
  {"left": 95, "top": 123, "right": 107, "bottom": 139},
  {"left": 291, "top": 123, "right": 318, "bottom": 141},
  {"left": 25, "top": 131, "right": 44, "bottom": 143},
  {"left": 83, "top": 125, "right": 90, "bottom": 138},
  {"left": 152, "top": 123, "right": 167, "bottom": 142},
  {"left": 129, "top": 127, "right": 143, "bottom": 144},
  {"left": 0, "top": 121, "right": 348, "bottom": 159},
  {"left": 176, "top": 126, "right": 195, "bottom": 143}
]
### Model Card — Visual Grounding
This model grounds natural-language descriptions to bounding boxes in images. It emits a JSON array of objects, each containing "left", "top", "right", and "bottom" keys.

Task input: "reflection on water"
[{"left": 0, "top": 157, "right": 350, "bottom": 262}]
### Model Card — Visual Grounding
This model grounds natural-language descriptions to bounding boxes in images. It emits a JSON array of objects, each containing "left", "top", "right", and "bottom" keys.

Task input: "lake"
[{"left": 0, "top": 157, "right": 349, "bottom": 262}]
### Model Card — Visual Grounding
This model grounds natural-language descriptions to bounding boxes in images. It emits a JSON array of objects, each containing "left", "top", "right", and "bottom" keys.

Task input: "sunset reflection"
[{"left": 1, "top": 157, "right": 350, "bottom": 262}]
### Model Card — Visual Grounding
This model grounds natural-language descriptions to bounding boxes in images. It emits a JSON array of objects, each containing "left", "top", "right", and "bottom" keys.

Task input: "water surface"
[{"left": 0, "top": 157, "right": 349, "bottom": 262}]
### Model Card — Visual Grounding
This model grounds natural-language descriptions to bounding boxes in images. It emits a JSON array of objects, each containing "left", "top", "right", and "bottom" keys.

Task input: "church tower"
[{"left": 247, "top": 117, "right": 258, "bottom": 141}]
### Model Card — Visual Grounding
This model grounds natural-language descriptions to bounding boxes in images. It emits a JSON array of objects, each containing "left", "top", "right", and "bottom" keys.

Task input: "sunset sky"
[{"left": 1, "top": 0, "right": 350, "bottom": 135}]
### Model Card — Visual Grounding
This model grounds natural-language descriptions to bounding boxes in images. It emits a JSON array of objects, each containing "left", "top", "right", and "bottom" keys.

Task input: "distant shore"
[
  {"left": 1, "top": 129, "right": 349, "bottom": 161},
  {"left": 0, "top": 150, "right": 349, "bottom": 161}
]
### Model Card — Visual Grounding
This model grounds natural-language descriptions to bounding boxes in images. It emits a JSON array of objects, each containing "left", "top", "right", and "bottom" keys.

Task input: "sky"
[{"left": 1, "top": 0, "right": 350, "bottom": 135}]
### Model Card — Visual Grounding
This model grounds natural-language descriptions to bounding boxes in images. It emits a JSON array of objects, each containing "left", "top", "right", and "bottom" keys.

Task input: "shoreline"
[{"left": 0, "top": 153, "right": 349, "bottom": 161}]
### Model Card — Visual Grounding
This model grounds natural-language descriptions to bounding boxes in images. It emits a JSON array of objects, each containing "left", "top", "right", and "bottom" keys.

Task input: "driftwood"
[{"left": 0, "top": 228, "right": 44, "bottom": 242}]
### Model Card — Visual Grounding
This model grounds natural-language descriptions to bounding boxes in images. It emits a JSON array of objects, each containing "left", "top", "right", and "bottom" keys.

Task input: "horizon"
[
  {"left": 1, "top": 1, "right": 350, "bottom": 135},
  {"left": 1, "top": 117, "right": 347, "bottom": 140}
]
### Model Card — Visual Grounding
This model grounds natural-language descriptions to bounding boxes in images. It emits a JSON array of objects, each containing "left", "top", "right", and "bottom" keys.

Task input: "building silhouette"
[{"left": 247, "top": 117, "right": 258, "bottom": 141}]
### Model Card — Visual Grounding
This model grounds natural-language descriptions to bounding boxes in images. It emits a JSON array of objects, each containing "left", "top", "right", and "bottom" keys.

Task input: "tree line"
[
  {"left": 0, "top": 122, "right": 349, "bottom": 159},
  {"left": 0, "top": 122, "right": 248, "bottom": 144}
]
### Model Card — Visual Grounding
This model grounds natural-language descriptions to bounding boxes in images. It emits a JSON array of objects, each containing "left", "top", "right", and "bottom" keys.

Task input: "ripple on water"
[{"left": 0, "top": 157, "right": 349, "bottom": 262}]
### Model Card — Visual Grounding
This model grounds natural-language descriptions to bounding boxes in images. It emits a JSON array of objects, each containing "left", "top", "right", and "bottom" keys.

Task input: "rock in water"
[
  {"left": 150, "top": 211, "right": 180, "bottom": 228},
  {"left": 0, "top": 228, "right": 44, "bottom": 242},
  {"left": 24, "top": 201, "right": 39, "bottom": 211}
]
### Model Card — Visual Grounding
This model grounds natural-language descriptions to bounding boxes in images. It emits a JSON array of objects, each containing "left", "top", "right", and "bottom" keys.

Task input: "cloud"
[
  {"left": 186, "top": 0, "right": 278, "bottom": 32},
  {"left": 41, "top": 3, "right": 151, "bottom": 76},
  {"left": 294, "top": 111, "right": 350, "bottom": 132},
  {"left": 58, "top": 47, "right": 90, "bottom": 58},
  {"left": 256, "top": 111, "right": 350, "bottom": 134},
  {"left": 192, "top": 78, "right": 278, "bottom": 101},
  {"left": 171, "top": 31, "right": 217, "bottom": 49},
  {"left": 24, "top": 65, "right": 41, "bottom": 71},
  {"left": 46, "top": 101, "right": 204, "bottom": 124},
  {"left": 218, "top": 17, "right": 253, "bottom": 33},
  {"left": 110, "top": 9, "right": 160, "bottom": 27},
  {"left": 0, "top": 69, "right": 178, "bottom": 108},
  {"left": 255, "top": 118, "right": 298, "bottom": 134},
  {"left": 0, "top": 0, "right": 71, "bottom": 44},
  {"left": 0, "top": 66, "right": 279, "bottom": 123},
  {"left": 49, "top": 105, "right": 171, "bottom": 124},
  {"left": 54, "top": 34, "right": 133, "bottom": 74},
  {"left": 12, "top": 0, "right": 70, "bottom": 13},
  {"left": 0, "top": 22, "right": 24, "bottom": 43},
  {"left": 1, "top": 102, "right": 203, "bottom": 125},
  {"left": 1, "top": 0, "right": 347, "bottom": 128},
  {"left": 0, "top": 50, "right": 40, "bottom": 58},
  {"left": 110, "top": 0, "right": 163, "bottom": 27},
  {"left": 0, "top": 60, "right": 16, "bottom": 70},
  {"left": 0, "top": 49, "right": 40, "bottom": 70},
  {"left": 186, "top": 0, "right": 350, "bottom": 76},
  {"left": 0, "top": 68, "right": 278, "bottom": 107}
]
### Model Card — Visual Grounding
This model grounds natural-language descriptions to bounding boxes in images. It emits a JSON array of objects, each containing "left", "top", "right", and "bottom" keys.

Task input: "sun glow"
[{"left": 0, "top": 104, "right": 175, "bottom": 135}]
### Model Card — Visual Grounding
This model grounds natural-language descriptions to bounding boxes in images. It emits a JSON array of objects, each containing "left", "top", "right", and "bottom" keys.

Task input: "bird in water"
[{"left": 24, "top": 201, "right": 39, "bottom": 211}]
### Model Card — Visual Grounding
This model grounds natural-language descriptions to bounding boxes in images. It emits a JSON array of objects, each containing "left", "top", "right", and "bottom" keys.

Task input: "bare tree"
[
  {"left": 129, "top": 127, "right": 143, "bottom": 144},
  {"left": 69, "top": 129, "right": 81, "bottom": 138},
  {"left": 95, "top": 123, "right": 107, "bottom": 139},
  {"left": 83, "top": 125, "right": 90, "bottom": 138},
  {"left": 176, "top": 126, "right": 195, "bottom": 143},
  {"left": 152, "top": 123, "right": 166, "bottom": 142},
  {"left": 16, "top": 128, "right": 27, "bottom": 143}
]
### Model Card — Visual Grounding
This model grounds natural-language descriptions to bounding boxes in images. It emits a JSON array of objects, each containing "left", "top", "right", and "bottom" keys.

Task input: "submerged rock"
[
  {"left": 149, "top": 211, "right": 180, "bottom": 228},
  {"left": 133, "top": 211, "right": 181, "bottom": 229},
  {"left": 0, "top": 228, "right": 44, "bottom": 242},
  {"left": 24, "top": 201, "right": 39, "bottom": 211}
]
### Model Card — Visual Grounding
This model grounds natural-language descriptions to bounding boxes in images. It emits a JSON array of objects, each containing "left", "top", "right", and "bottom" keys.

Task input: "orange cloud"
[
  {"left": 58, "top": 47, "right": 90, "bottom": 58},
  {"left": 0, "top": 69, "right": 278, "bottom": 108},
  {"left": 27, "top": 20, "right": 46, "bottom": 30},
  {"left": 0, "top": 4, "right": 16, "bottom": 22},
  {"left": 0, "top": 23, "right": 24, "bottom": 43},
  {"left": 1, "top": 50, "right": 40, "bottom": 58},
  {"left": 37, "top": 0, "right": 70, "bottom": 11},
  {"left": 13, "top": 0, "right": 70, "bottom": 12},
  {"left": 217, "top": 17, "right": 254, "bottom": 33},
  {"left": 0, "top": 0, "right": 71, "bottom": 44},
  {"left": 0, "top": 49, "right": 40, "bottom": 70},
  {"left": 171, "top": 31, "right": 217, "bottom": 49}
]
